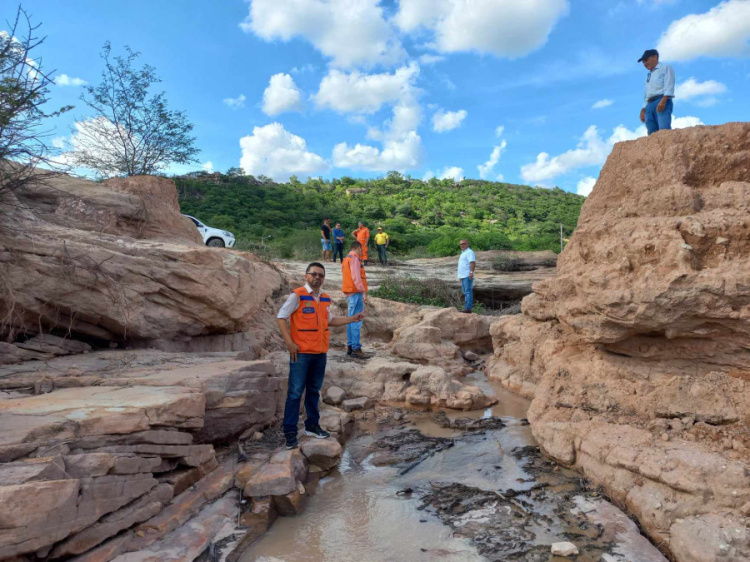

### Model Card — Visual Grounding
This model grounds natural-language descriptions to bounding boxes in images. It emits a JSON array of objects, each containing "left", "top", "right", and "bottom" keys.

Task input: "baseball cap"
[
  {"left": 638, "top": 49, "right": 658, "bottom": 62},
  {"left": 377, "top": 226, "right": 383, "bottom": 230}
]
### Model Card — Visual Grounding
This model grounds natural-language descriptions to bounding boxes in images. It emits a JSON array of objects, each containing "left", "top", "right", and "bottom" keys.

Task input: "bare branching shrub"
[{"left": 0, "top": 6, "right": 72, "bottom": 199}]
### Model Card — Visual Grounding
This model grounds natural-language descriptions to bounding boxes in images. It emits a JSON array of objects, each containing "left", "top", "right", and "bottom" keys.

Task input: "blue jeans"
[
  {"left": 283, "top": 352, "right": 327, "bottom": 435},
  {"left": 461, "top": 276, "right": 474, "bottom": 310},
  {"left": 645, "top": 96, "right": 672, "bottom": 135},
  {"left": 333, "top": 242, "right": 345, "bottom": 262},
  {"left": 346, "top": 293, "right": 364, "bottom": 350}
]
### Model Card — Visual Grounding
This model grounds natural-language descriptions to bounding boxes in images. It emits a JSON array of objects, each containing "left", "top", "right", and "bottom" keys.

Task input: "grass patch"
[{"left": 371, "top": 273, "right": 463, "bottom": 308}]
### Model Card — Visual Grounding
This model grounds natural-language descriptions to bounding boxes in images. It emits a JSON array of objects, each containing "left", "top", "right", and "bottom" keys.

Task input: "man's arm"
[
  {"left": 469, "top": 260, "right": 476, "bottom": 279},
  {"left": 385, "top": 234, "right": 390, "bottom": 247},
  {"left": 657, "top": 66, "right": 675, "bottom": 113},
  {"left": 276, "top": 293, "right": 300, "bottom": 361},
  {"left": 276, "top": 318, "right": 299, "bottom": 362},
  {"left": 350, "top": 256, "right": 366, "bottom": 293},
  {"left": 330, "top": 312, "right": 365, "bottom": 327}
]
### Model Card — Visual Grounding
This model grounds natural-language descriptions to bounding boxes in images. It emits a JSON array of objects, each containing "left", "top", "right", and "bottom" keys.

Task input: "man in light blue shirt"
[
  {"left": 457, "top": 239, "right": 476, "bottom": 314},
  {"left": 638, "top": 49, "right": 675, "bottom": 135}
]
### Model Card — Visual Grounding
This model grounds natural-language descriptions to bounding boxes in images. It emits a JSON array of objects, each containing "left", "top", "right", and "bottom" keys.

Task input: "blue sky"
[{"left": 19, "top": 0, "right": 750, "bottom": 194}]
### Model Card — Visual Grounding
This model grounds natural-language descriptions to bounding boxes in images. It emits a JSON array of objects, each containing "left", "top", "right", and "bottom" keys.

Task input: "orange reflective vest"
[
  {"left": 289, "top": 286, "right": 331, "bottom": 354},
  {"left": 341, "top": 253, "right": 368, "bottom": 294}
]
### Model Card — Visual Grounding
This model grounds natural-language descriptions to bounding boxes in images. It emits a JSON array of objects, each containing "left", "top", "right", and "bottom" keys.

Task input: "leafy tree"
[
  {"left": 71, "top": 42, "right": 198, "bottom": 178},
  {"left": 0, "top": 6, "right": 71, "bottom": 198}
]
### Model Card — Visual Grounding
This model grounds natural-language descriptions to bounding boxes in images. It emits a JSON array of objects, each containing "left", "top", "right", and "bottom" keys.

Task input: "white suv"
[{"left": 183, "top": 214, "right": 236, "bottom": 248}]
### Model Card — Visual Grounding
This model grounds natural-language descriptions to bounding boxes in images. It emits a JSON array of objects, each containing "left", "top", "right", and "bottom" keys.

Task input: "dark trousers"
[
  {"left": 333, "top": 242, "right": 345, "bottom": 262},
  {"left": 377, "top": 244, "right": 388, "bottom": 265},
  {"left": 283, "top": 352, "right": 327, "bottom": 435}
]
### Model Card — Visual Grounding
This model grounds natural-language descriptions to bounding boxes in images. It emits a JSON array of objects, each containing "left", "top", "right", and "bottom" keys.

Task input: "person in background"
[
  {"left": 276, "top": 262, "right": 365, "bottom": 449},
  {"left": 457, "top": 239, "right": 476, "bottom": 314},
  {"left": 374, "top": 226, "right": 390, "bottom": 266},
  {"left": 638, "top": 48, "right": 674, "bottom": 135},
  {"left": 341, "top": 241, "right": 372, "bottom": 360},
  {"left": 332, "top": 222, "right": 345, "bottom": 263},
  {"left": 320, "top": 218, "right": 332, "bottom": 262},
  {"left": 352, "top": 222, "right": 370, "bottom": 265}
]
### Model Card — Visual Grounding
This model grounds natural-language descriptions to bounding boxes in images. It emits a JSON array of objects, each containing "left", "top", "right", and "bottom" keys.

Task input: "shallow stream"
[{"left": 242, "top": 374, "right": 664, "bottom": 562}]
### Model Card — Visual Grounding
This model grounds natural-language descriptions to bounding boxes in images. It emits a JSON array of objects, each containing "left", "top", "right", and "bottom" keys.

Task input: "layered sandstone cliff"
[
  {"left": 0, "top": 173, "right": 284, "bottom": 344},
  {"left": 487, "top": 123, "right": 750, "bottom": 561}
]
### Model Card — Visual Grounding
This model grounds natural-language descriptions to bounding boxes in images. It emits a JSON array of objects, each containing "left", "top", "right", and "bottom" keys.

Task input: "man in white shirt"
[
  {"left": 638, "top": 49, "right": 675, "bottom": 135},
  {"left": 457, "top": 239, "right": 476, "bottom": 314}
]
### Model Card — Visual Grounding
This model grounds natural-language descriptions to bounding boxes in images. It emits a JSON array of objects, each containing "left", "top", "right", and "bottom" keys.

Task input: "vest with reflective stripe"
[
  {"left": 341, "top": 253, "right": 368, "bottom": 294},
  {"left": 289, "top": 286, "right": 331, "bottom": 354}
]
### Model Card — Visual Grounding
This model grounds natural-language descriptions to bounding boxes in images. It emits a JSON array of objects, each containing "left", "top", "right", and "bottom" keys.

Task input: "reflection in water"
[{"left": 243, "top": 373, "right": 532, "bottom": 562}]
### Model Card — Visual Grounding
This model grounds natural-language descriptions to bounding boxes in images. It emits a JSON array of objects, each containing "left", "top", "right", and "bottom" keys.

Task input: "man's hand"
[
  {"left": 286, "top": 341, "right": 300, "bottom": 363},
  {"left": 640, "top": 108, "right": 646, "bottom": 123},
  {"left": 469, "top": 271, "right": 475, "bottom": 280},
  {"left": 656, "top": 99, "right": 667, "bottom": 113},
  {"left": 350, "top": 312, "right": 365, "bottom": 322}
]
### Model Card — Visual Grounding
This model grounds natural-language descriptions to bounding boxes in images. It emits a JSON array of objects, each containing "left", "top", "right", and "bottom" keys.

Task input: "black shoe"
[
  {"left": 347, "top": 345, "right": 353, "bottom": 356},
  {"left": 285, "top": 432, "right": 298, "bottom": 449},
  {"left": 461, "top": 309, "right": 473, "bottom": 314},
  {"left": 304, "top": 425, "right": 331, "bottom": 439}
]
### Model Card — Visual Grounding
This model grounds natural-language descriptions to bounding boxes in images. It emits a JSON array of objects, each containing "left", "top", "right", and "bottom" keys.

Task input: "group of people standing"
[{"left": 320, "top": 219, "right": 390, "bottom": 266}]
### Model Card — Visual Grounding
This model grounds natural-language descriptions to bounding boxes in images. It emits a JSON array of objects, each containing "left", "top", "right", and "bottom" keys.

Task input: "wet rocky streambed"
[{"left": 242, "top": 374, "right": 667, "bottom": 562}]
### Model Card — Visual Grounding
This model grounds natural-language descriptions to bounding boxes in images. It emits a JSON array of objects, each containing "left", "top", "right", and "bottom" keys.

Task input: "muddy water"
[{"left": 242, "top": 374, "right": 660, "bottom": 562}]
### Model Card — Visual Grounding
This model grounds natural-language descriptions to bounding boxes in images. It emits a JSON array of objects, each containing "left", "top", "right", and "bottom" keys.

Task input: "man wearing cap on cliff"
[
  {"left": 277, "top": 262, "right": 365, "bottom": 449},
  {"left": 374, "top": 226, "right": 390, "bottom": 266},
  {"left": 638, "top": 49, "right": 675, "bottom": 135},
  {"left": 457, "top": 239, "right": 476, "bottom": 314},
  {"left": 342, "top": 241, "right": 373, "bottom": 360}
]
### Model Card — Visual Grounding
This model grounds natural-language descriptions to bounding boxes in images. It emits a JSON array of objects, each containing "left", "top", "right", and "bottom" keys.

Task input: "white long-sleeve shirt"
[{"left": 643, "top": 63, "right": 675, "bottom": 108}]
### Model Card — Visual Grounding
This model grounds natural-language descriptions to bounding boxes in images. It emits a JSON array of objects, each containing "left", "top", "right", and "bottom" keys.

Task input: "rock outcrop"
[
  {"left": 0, "top": 172, "right": 284, "bottom": 344},
  {"left": 487, "top": 123, "right": 750, "bottom": 561}
]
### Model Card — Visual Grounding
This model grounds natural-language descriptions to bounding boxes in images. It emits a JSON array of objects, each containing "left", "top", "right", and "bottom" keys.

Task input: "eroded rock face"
[
  {"left": 0, "top": 172, "right": 284, "bottom": 343},
  {"left": 487, "top": 123, "right": 750, "bottom": 560}
]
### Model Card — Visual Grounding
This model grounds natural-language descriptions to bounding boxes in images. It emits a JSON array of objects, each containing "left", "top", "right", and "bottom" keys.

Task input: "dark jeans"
[
  {"left": 333, "top": 242, "right": 345, "bottom": 262},
  {"left": 283, "top": 352, "right": 327, "bottom": 435},
  {"left": 377, "top": 244, "right": 388, "bottom": 265}
]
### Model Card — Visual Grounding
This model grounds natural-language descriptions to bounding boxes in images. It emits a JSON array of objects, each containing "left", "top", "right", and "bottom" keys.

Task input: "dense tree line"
[{"left": 176, "top": 170, "right": 585, "bottom": 259}]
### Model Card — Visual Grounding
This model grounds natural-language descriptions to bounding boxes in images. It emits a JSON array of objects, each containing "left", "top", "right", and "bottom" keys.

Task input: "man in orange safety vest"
[{"left": 276, "top": 262, "right": 365, "bottom": 449}]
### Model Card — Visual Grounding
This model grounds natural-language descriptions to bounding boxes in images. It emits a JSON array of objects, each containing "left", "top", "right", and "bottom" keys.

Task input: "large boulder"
[
  {"left": 0, "top": 173, "right": 285, "bottom": 343},
  {"left": 487, "top": 123, "right": 750, "bottom": 561}
]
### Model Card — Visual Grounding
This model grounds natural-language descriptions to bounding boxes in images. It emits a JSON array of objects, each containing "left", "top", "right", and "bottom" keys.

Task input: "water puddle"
[{"left": 242, "top": 373, "right": 663, "bottom": 562}]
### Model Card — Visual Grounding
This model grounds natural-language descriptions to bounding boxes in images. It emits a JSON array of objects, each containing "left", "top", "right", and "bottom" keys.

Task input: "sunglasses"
[{"left": 307, "top": 272, "right": 325, "bottom": 278}]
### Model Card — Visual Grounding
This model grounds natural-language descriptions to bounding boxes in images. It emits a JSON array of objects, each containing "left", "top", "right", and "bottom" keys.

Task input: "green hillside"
[{"left": 176, "top": 171, "right": 585, "bottom": 260}]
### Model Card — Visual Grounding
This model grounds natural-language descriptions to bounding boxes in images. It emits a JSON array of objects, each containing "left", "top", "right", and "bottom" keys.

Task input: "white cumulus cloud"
[
  {"left": 239, "top": 122, "right": 329, "bottom": 181},
  {"left": 495, "top": 125, "right": 505, "bottom": 137},
  {"left": 576, "top": 176, "right": 596, "bottom": 197},
  {"left": 520, "top": 116, "right": 704, "bottom": 184},
  {"left": 314, "top": 63, "right": 419, "bottom": 114},
  {"left": 262, "top": 73, "right": 303, "bottom": 116},
  {"left": 439, "top": 166, "right": 464, "bottom": 181},
  {"left": 478, "top": 140, "right": 507, "bottom": 179},
  {"left": 675, "top": 77, "right": 727, "bottom": 101},
  {"left": 419, "top": 54, "right": 446, "bottom": 64},
  {"left": 592, "top": 99, "right": 613, "bottom": 109},
  {"left": 223, "top": 94, "right": 246, "bottom": 109},
  {"left": 56, "top": 74, "right": 87, "bottom": 87},
  {"left": 657, "top": 0, "right": 750, "bottom": 61},
  {"left": 241, "top": 0, "right": 404, "bottom": 68},
  {"left": 202, "top": 161, "right": 214, "bottom": 172},
  {"left": 432, "top": 108, "right": 467, "bottom": 132},
  {"left": 395, "top": 0, "right": 569, "bottom": 58}
]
